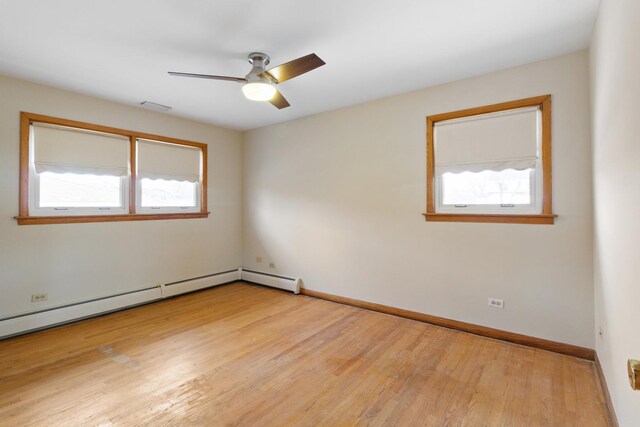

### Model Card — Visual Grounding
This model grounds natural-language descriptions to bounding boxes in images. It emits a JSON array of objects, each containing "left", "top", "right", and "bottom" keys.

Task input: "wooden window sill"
[
  {"left": 423, "top": 213, "right": 557, "bottom": 225},
  {"left": 15, "top": 212, "right": 210, "bottom": 225}
]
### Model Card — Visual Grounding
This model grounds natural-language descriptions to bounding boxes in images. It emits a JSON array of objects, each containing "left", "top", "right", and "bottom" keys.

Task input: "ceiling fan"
[{"left": 168, "top": 52, "right": 325, "bottom": 109}]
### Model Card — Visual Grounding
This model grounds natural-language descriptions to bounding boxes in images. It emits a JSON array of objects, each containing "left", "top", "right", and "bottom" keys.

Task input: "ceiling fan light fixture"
[{"left": 242, "top": 81, "right": 276, "bottom": 101}]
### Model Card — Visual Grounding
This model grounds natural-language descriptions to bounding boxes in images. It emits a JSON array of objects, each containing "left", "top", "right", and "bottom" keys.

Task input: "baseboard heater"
[
  {"left": 160, "top": 269, "right": 240, "bottom": 298},
  {"left": 0, "top": 268, "right": 241, "bottom": 339},
  {"left": 240, "top": 268, "right": 301, "bottom": 294}
]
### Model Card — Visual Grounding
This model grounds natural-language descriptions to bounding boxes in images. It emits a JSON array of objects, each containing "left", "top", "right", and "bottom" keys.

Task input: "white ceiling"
[{"left": 0, "top": 0, "right": 599, "bottom": 131}]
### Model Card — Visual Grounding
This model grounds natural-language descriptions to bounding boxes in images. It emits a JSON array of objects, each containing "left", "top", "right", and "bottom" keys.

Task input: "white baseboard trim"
[
  {"left": 240, "top": 268, "right": 301, "bottom": 294},
  {"left": 0, "top": 268, "right": 242, "bottom": 339}
]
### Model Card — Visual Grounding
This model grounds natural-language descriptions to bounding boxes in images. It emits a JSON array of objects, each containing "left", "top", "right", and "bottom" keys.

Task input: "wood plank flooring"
[{"left": 0, "top": 282, "right": 610, "bottom": 426}]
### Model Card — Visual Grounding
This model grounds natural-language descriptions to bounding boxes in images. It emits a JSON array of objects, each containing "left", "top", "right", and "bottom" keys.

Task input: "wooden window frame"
[
  {"left": 424, "top": 95, "right": 557, "bottom": 225},
  {"left": 17, "top": 112, "right": 209, "bottom": 225}
]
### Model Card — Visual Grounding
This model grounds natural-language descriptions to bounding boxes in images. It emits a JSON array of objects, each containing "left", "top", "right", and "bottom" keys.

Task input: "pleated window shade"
[
  {"left": 137, "top": 139, "right": 201, "bottom": 183},
  {"left": 33, "top": 123, "right": 129, "bottom": 176},
  {"left": 434, "top": 106, "right": 540, "bottom": 175}
]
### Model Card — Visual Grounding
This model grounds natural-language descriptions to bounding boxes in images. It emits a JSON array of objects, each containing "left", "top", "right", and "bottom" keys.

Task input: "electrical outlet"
[
  {"left": 31, "top": 293, "right": 48, "bottom": 303},
  {"left": 269, "top": 262, "right": 275, "bottom": 269},
  {"left": 256, "top": 256, "right": 263, "bottom": 263},
  {"left": 488, "top": 298, "right": 504, "bottom": 309}
]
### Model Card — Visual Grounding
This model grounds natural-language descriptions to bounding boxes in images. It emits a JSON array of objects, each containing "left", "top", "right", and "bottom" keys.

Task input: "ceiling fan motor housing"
[
  {"left": 246, "top": 52, "right": 274, "bottom": 84},
  {"left": 248, "top": 52, "right": 270, "bottom": 67}
]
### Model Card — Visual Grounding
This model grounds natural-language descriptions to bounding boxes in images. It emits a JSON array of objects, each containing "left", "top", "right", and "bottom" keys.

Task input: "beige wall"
[
  {"left": 0, "top": 75, "right": 243, "bottom": 318},
  {"left": 243, "top": 51, "right": 594, "bottom": 348},
  {"left": 590, "top": 0, "right": 640, "bottom": 424}
]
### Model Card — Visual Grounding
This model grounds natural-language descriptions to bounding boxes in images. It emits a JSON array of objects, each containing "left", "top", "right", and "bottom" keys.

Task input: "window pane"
[
  {"left": 442, "top": 169, "right": 532, "bottom": 205},
  {"left": 39, "top": 172, "right": 122, "bottom": 207},
  {"left": 140, "top": 178, "right": 197, "bottom": 207}
]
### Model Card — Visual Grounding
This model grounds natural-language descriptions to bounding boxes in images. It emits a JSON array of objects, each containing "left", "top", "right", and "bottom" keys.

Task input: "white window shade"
[
  {"left": 434, "top": 107, "right": 540, "bottom": 175},
  {"left": 137, "top": 139, "right": 201, "bottom": 183},
  {"left": 33, "top": 123, "right": 129, "bottom": 176}
]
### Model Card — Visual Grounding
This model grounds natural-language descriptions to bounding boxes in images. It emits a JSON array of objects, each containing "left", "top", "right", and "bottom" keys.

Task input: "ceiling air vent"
[{"left": 139, "top": 101, "right": 172, "bottom": 112}]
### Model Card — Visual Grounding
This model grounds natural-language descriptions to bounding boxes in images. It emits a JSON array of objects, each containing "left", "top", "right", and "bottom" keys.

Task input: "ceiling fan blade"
[
  {"left": 168, "top": 72, "right": 246, "bottom": 83},
  {"left": 263, "top": 53, "right": 325, "bottom": 83},
  {"left": 269, "top": 89, "right": 290, "bottom": 109}
]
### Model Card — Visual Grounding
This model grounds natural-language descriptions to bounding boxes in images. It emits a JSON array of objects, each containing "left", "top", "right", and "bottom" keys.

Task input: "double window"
[
  {"left": 18, "top": 112, "right": 208, "bottom": 225},
  {"left": 425, "top": 96, "right": 555, "bottom": 224}
]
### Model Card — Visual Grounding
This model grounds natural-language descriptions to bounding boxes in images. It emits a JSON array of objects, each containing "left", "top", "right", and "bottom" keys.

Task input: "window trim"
[
  {"left": 17, "top": 112, "right": 209, "bottom": 225},
  {"left": 424, "top": 95, "right": 556, "bottom": 225}
]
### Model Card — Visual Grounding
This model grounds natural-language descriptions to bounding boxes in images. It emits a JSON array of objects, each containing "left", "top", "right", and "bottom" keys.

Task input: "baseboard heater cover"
[
  {"left": 0, "top": 268, "right": 242, "bottom": 339},
  {"left": 0, "top": 288, "right": 161, "bottom": 339},
  {"left": 161, "top": 269, "right": 241, "bottom": 297},
  {"left": 240, "top": 268, "right": 301, "bottom": 294}
]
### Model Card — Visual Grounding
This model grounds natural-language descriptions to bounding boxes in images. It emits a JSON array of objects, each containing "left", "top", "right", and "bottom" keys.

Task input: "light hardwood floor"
[{"left": 0, "top": 282, "right": 610, "bottom": 426}]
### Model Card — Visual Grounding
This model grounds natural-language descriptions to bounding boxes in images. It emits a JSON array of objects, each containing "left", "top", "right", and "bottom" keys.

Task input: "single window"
[
  {"left": 435, "top": 106, "right": 542, "bottom": 214},
  {"left": 29, "top": 123, "right": 129, "bottom": 216},
  {"left": 38, "top": 172, "right": 125, "bottom": 209},
  {"left": 140, "top": 179, "right": 198, "bottom": 208},
  {"left": 440, "top": 168, "right": 534, "bottom": 207},
  {"left": 18, "top": 112, "right": 209, "bottom": 225},
  {"left": 136, "top": 139, "right": 202, "bottom": 213},
  {"left": 425, "top": 96, "right": 555, "bottom": 224}
]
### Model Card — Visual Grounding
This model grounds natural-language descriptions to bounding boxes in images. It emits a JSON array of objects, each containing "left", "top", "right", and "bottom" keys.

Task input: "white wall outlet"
[
  {"left": 31, "top": 293, "right": 48, "bottom": 303},
  {"left": 488, "top": 298, "right": 504, "bottom": 309},
  {"left": 268, "top": 262, "right": 275, "bottom": 269},
  {"left": 256, "top": 256, "right": 263, "bottom": 263}
]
